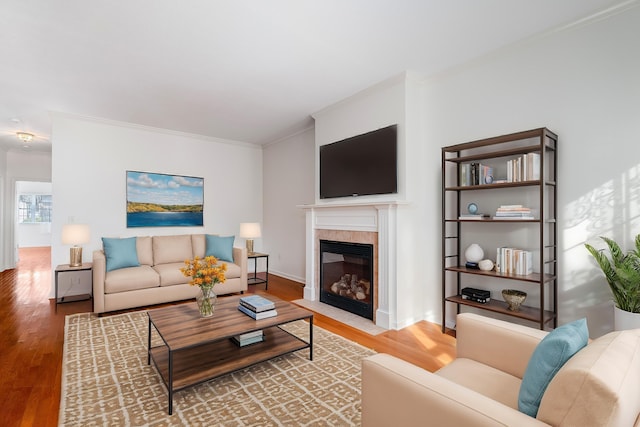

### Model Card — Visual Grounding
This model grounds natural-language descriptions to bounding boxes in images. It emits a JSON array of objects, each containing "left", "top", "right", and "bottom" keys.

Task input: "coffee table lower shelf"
[{"left": 149, "top": 325, "right": 311, "bottom": 413}]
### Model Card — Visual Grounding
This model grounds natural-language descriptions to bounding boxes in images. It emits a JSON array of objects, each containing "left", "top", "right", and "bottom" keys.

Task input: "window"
[{"left": 18, "top": 194, "right": 52, "bottom": 223}]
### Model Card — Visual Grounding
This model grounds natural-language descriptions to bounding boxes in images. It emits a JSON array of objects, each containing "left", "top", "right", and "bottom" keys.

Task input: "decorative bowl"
[{"left": 502, "top": 289, "right": 527, "bottom": 311}]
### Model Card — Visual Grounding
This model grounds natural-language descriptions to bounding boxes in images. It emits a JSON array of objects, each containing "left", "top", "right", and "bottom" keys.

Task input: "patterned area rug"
[{"left": 59, "top": 311, "right": 375, "bottom": 426}]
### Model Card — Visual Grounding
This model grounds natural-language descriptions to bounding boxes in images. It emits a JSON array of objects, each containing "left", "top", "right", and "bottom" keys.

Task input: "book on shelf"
[
  {"left": 239, "top": 294, "right": 276, "bottom": 312},
  {"left": 506, "top": 153, "right": 540, "bottom": 182},
  {"left": 494, "top": 205, "right": 535, "bottom": 219},
  {"left": 238, "top": 304, "right": 277, "bottom": 320},
  {"left": 492, "top": 216, "right": 536, "bottom": 220},
  {"left": 460, "top": 162, "right": 494, "bottom": 186},
  {"left": 496, "top": 247, "right": 533, "bottom": 275},
  {"left": 231, "top": 330, "right": 265, "bottom": 347},
  {"left": 458, "top": 214, "right": 490, "bottom": 220}
]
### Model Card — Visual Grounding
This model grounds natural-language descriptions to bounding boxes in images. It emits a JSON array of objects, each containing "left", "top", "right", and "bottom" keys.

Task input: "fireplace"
[{"left": 319, "top": 240, "right": 374, "bottom": 320}]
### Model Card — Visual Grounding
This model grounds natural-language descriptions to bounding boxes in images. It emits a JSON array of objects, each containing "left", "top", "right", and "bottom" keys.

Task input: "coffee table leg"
[
  {"left": 147, "top": 317, "right": 151, "bottom": 365},
  {"left": 168, "top": 350, "right": 174, "bottom": 415},
  {"left": 309, "top": 316, "right": 313, "bottom": 361}
]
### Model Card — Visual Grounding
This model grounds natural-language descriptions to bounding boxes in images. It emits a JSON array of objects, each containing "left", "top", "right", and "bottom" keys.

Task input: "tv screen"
[{"left": 320, "top": 124, "right": 397, "bottom": 199}]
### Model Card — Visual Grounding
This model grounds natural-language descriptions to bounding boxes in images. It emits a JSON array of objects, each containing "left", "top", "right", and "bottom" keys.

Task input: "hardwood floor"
[{"left": 1, "top": 247, "right": 456, "bottom": 427}]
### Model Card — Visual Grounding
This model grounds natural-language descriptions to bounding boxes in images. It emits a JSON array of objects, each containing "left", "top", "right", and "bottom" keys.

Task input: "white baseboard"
[{"left": 267, "top": 269, "right": 305, "bottom": 284}]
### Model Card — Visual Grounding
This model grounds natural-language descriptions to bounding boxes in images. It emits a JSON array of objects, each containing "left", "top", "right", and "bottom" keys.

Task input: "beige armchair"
[{"left": 361, "top": 313, "right": 640, "bottom": 427}]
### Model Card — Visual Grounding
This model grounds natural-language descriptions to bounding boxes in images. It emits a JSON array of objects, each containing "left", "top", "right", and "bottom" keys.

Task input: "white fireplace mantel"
[{"left": 299, "top": 201, "right": 405, "bottom": 329}]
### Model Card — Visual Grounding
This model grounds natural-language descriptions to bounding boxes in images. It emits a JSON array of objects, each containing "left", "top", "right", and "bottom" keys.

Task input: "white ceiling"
[{"left": 0, "top": 0, "right": 630, "bottom": 152}]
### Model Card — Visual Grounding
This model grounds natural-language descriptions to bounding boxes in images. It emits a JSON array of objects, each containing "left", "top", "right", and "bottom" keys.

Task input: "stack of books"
[
  {"left": 231, "top": 330, "right": 264, "bottom": 347},
  {"left": 238, "top": 294, "right": 277, "bottom": 320},
  {"left": 493, "top": 205, "right": 535, "bottom": 220},
  {"left": 496, "top": 247, "right": 533, "bottom": 275}
]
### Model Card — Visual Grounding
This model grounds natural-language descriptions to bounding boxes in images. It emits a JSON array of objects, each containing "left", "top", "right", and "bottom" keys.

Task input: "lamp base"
[
  {"left": 246, "top": 239, "right": 254, "bottom": 255},
  {"left": 69, "top": 246, "right": 83, "bottom": 267}
]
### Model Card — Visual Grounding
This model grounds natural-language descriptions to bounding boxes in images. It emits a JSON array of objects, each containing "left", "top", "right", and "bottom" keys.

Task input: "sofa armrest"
[
  {"left": 455, "top": 313, "right": 548, "bottom": 379},
  {"left": 362, "top": 354, "right": 549, "bottom": 427},
  {"left": 232, "top": 246, "right": 248, "bottom": 291},
  {"left": 92, "top": 250, "right": 106, "bottom": 313}
]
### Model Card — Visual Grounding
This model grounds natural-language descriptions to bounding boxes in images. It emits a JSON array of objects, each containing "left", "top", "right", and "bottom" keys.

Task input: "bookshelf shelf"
[{"left": 441, "top": 128, "right": 558, "bottom": 331}]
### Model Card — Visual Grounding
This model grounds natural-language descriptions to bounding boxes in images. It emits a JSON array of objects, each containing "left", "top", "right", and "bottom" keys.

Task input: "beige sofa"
[
  {"left": 362, "top": 313, "right": 640, "bottom": 427},
  {"left": 93, "top": 234, "right": 247, "bottom": 314}
]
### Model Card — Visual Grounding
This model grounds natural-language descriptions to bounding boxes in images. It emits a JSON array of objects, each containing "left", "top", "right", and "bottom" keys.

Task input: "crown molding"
[{"left": 49, "top": 111, "right": 259, "bottom": 149}]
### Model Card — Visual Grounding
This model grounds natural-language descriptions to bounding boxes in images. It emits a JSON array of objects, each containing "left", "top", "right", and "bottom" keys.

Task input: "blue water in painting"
[{"left": 127, "top": 212, "right": 203, "bottom": 228}]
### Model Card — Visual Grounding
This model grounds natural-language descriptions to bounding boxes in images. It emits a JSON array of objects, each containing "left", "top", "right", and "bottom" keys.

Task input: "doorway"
[{"left": 15, "top": 180, "right": 52, "bottom": 255}]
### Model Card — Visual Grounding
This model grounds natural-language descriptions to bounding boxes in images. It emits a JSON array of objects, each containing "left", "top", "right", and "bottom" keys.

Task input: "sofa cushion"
[
  {"left": 223, "top": 260, "right": 241, "bottom": 279},
  {"left": 191, "top": 234, "right": 206, "bottom": 258},
  {"left": 153, "top": 235, "right": 193, "bottom": 265},
  {"left": 153, "top": 262, "right": 190, "bottom": 287},
  {"left": 104, "top": 265, "right": 159, "bottom": 293},
  {"left": 537, "top": 328, "right": 640, "bottom": 426},
  {"left": 136, "top": 236, "right": 153, "bottom": 266},
  {"left": 518, "top": 318, "right": 588, "bottom": 417},
  {"left": 437, "top": 358, "right": 522, "bottom": 410},
  {"left": 102, "top": 237, "right": 140, "bottom": 272},
  {"left": 206, "top": 234, "right": 235, "bottom": 262}
]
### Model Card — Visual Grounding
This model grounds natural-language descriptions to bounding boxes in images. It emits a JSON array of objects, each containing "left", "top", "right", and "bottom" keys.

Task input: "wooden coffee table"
[{"left": 147, "top": 293, "right": 313, "bottom": 415}]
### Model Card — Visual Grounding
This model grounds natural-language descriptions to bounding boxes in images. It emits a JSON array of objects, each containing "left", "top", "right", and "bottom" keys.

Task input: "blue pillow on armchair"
[
  {"left": 102, "top": 237, "right": 140, "bottom": 272},
  {"left": 205, "top": 235, "right": 235, "bottom": 262},
  {"left": 518, "top": 318, "right": 589, "bottom": 417}
]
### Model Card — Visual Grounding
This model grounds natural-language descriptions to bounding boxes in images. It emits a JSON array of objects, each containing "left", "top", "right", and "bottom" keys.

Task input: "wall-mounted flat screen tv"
[{"left": 320, "top": 124, "right": 397, "bottom": 199}]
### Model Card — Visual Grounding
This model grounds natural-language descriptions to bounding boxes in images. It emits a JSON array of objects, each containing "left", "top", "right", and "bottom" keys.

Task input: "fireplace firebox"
[{"left": 319, "top": 240, "right": 374, "bottom": 320}]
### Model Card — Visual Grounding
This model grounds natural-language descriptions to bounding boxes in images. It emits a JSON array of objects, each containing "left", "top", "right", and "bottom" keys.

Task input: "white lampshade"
[
  {"left": 61, "top": 224, "right": 91, "bottom": 245},
  {"left": 62, "top": 224, "right": 90, "bottom": 267},
  {"left": 240, "top": 222, "right": 261, "bottom": 254},
  {"left": 239, "top": 222, "right": 261, "bottom": 238}
]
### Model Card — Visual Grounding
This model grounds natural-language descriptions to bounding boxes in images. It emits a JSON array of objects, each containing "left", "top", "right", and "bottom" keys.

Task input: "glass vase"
[{"left": 197, "top": 286, "right": 217, "bottom": 317}]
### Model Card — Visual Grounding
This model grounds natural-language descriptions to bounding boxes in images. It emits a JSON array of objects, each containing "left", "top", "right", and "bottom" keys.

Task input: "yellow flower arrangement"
[
  {"left": 180, "top": 256, "right": 227, "bottom": 317},
  {"left": 180, "top": 255, "right": 227, "bottom": 288}
]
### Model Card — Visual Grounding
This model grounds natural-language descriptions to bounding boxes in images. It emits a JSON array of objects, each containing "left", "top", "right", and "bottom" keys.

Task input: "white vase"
[
  {"left": 465, "top": 244, "right": 484, "bottom": 263},
  {"left": 614, "top": 306, "right": 640, "bottom": 331}
]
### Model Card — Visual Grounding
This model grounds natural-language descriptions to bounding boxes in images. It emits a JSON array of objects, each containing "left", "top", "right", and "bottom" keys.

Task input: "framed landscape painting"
[{"left": 126, "top": 171, "right": 204, "bottom": 227}]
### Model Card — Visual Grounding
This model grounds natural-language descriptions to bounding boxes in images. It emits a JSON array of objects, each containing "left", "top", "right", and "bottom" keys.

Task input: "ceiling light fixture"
[{"left": 17, "top": 132, "right": 34, "bottom": 143}]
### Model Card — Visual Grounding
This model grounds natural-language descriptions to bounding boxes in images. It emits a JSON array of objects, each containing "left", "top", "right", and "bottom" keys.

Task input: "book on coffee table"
[
  {"left": 231, "top": 330, "right": 264, "bottom": 346},
  {"left": 239, "top": 294, "right": 276, "bottom": 312},
  {"left": 238, "top": 304, "right": 277, "bottom": 320}
]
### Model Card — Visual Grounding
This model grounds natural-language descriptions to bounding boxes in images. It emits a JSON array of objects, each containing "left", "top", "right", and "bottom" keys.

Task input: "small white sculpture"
[
  {"left": 465, "top": 243, "right": 484, "bottom": 263},
  {"left": 478, "top": 259, "right": 495, "bottom": 271}
]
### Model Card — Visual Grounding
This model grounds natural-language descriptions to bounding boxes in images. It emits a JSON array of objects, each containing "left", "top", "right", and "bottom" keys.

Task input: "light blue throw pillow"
[
  {"left": 102, "top": 237, "right": 140, "bottom": 272},
  {"left": 205, "top": 235, "right": 235, "bottom": 262},
  {"left": 518, "top": 318, "right": 588, "bottom": 417}
]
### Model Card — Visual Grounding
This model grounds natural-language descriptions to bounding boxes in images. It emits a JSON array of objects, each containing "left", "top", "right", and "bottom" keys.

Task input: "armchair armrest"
[
  {"left": 92, "top": 250, "right": 106, "bottom": 313},
  {"left": 456, "top": 313, "right": 548, "bottom": 379},
  {"left": 362, "top": 354, "right": 549, "bottom": 427}
]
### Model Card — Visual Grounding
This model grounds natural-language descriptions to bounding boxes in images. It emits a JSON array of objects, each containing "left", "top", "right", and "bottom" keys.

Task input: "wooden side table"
[
  {"left": 247, "top": 252, "right": 269, "bottom": 290},
  {"left": 55, "top": 263, "right": 93, "bottom": 313}
]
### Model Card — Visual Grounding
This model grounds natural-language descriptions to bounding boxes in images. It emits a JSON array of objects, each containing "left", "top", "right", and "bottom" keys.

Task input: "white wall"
[
  {"left": 51, "top": 114, "right": 263, "bottom": 296},
  {"left": 262, "top": 128, "right": 315, "bottom": 282},
  {"left": 425, "top": 5, "right": 640, "bottom": 336}
]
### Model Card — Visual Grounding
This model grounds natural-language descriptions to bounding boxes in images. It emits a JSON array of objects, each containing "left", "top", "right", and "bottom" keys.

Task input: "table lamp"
[
  {"left": 240, "top": 222, "right": 261, "bottom": 255},
  {"left": 62, "top": 224, "right": 90, "bottom": 267}
]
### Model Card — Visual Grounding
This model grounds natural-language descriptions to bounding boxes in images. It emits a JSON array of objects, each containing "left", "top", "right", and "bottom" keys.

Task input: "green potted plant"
[{"left": 585, "top": 234, "right": 640, "bottom": 330}]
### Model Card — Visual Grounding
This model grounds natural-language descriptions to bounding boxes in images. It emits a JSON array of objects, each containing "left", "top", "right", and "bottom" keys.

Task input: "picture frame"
[{"left": 126, "top": 170, "right": 204, "bottom": 227}]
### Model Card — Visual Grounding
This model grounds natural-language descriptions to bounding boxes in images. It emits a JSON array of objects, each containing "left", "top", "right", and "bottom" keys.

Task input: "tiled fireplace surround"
[{"left": 302, "top": 202, "right": 399, "bottom": 329}]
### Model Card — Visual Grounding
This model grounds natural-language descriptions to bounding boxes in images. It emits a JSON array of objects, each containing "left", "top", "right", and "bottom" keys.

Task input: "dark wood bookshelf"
[
  {"left": 441, "top": 127, "right": 558, "bottom": 332},
  {"left": 444, "top": 295, "right": 556, "bottom": 325}
]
